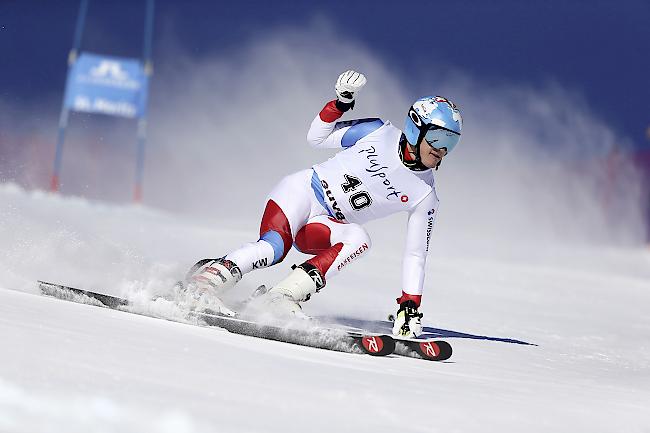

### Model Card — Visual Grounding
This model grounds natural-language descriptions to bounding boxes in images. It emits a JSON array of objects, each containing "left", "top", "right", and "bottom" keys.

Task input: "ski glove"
[{"left": 335, "top": 70, "right": 367, "bottom": 104}]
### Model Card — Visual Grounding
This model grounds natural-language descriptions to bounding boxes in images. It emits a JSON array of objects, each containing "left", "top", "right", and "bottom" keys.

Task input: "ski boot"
[
  {"left": 257, "top": 263, "right": 325, "bottom": 319},
  {"left": 392, "top": 300, "right": 423, "bottom": 338},
  {"left": 181, "top": 258, "right": 242, "bottom": 316}
]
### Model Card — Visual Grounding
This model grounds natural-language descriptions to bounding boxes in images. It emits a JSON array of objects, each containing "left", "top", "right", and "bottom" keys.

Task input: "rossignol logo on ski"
[
  {"left": 419, "top": 341, "right": 440, "bottom": 358},
  {"left": 362, "top": 336, "right": 384, "bottom": 353}
]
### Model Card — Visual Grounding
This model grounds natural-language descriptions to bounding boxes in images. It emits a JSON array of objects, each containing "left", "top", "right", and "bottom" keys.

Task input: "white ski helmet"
[{"left": 404, "top": 96, "right": 462, "bottom": 153}]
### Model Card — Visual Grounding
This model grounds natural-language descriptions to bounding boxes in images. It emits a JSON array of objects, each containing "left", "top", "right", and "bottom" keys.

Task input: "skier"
[{"left": 184, "top": 70, "right": 463, "bottom": 337}]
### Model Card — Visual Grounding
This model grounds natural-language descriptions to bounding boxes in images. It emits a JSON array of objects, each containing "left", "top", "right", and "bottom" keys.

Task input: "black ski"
[
  {"left": 392, "top": 337, "right": 453, "bottom": 361},
  {"left": 318, "top": 317, "right": 454, "bottom": 362},
  {"left": 251, "top": 285, "right": 453, "bottom": 361},
  {"left": 195, "top": 313, "right": 395, "bottom": 356},
  {"left": 38, "top": 280, "right": 394, "bottom": 357},
  {"left": 39, "top": 280, "right": 128, "bottom": 308}
]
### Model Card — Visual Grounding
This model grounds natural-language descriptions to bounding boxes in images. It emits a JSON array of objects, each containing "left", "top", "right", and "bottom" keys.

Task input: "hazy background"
[{"left": 1, "top": 0, "right": 649, "bottom": 251}]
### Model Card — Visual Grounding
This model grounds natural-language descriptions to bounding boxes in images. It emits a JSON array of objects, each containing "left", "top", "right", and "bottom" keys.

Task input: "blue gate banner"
[{"left": 64, "top": 52, "right": 149, "bottom": 119}]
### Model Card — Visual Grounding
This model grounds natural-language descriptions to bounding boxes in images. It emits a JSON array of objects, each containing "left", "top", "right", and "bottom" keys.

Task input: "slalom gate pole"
[
  {"left": 133, "top": 0, "right": 155, "bottom": 203},
  {"left": 51, "top": 0, "right": 88, "bottom": 192}
]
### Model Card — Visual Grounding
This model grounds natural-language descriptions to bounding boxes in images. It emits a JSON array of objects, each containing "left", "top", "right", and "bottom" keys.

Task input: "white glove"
[{"left": 335, "top": 70, "right": 367, "bottom": 104}]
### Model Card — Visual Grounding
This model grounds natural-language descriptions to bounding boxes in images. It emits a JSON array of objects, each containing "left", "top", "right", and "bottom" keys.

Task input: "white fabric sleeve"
[
  {"left": 401, "top": 190, "right": 439, "bottom": 297},
  {"left": 306, "top": 115, "right": 351, "bottom": 149}
]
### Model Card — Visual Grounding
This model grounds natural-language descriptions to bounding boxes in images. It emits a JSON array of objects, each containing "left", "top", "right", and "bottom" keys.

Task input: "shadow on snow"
[{"left": 319, "top": 316, "right": 537, "bottom": 346}]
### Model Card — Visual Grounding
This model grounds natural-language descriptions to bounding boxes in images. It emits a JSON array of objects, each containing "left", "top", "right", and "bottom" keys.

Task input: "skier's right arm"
[
  {"left": 307, "top": 70, "right": 367, "bottom": 149},
  {"left": 306, "top": 100, "right": 354, "bottom": 148}
]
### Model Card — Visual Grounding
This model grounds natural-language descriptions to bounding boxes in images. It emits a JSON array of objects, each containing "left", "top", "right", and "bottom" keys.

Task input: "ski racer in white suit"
[{"left": 185, "top": 70, "right": 463, "bottom": 337}]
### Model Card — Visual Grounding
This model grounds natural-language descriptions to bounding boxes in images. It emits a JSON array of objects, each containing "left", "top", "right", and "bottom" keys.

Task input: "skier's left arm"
[{"left": 399, "top": 190, "right": 440, "bottom": 306}]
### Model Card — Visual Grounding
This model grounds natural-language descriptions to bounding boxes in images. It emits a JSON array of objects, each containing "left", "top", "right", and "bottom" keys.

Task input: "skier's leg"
[
  {"left": 184, "top": 171, "right": 316, "bottom": 313},
  {"left": 266, "top": 215, "right": 371, "bottom": 312},
  {"left": 296, "top": 215, "right": 372, "bottom": 282},
  {"left": 187, "top": 169, "right": 315, "bottom": 292},
  {"left": 224, "top": 170, "right": 315, "bottom": 274}
]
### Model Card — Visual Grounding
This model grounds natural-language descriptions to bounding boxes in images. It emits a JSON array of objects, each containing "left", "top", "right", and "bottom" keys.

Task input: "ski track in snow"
[{"left": 1, "top": 183, "right": 650, "bottom": 433}]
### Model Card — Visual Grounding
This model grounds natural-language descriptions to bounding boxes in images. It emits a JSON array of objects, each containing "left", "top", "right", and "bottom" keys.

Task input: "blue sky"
[{"left": 1, "top": 0, "right": 648, "bottom": 150}]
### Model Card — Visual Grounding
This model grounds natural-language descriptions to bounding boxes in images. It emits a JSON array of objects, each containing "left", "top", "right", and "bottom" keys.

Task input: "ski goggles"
[{"left": 423, "top": 126, "right": 460, "bottom": 153}]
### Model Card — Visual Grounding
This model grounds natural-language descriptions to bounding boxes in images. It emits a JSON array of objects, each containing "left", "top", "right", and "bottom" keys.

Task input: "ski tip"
[
  {"left": 414, "top": 340, "right": 453, "bottom": 361},
  {"left": 38, "top": 280, "right": 129, "bottom": 309}
]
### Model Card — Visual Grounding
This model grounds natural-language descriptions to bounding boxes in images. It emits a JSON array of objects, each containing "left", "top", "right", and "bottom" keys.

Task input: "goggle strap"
[{"left": 427, "top": 124, "right": 460, "bottom": 135}]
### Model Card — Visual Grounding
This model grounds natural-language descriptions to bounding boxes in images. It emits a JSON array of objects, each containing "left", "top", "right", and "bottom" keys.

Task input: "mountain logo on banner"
[
  {"left": 91, "top": 60, "right": 128, "bottom": 81},
  {"left": 79, "top": 59, "right": 140, "bottom": 90}
]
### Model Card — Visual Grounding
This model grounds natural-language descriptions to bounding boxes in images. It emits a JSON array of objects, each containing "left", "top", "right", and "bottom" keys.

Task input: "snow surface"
[{"left": 1, "top": 182, "right": 649, "bottom": 433}]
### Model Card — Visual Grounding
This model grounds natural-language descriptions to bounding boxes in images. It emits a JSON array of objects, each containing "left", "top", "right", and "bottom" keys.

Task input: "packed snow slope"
[{"left": 1, "top": 182, "right": 649, "bottom": 433}]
